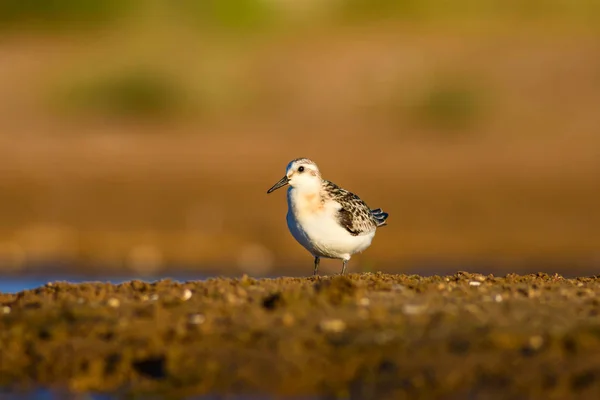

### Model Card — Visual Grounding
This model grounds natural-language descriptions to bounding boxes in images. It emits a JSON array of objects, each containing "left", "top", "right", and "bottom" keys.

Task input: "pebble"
[
  {"left": 528, "top": 335, "right": 544, "bottom": 350},
  {"left": 403, "top": 304, "right": 427, "bottom": 315},
  {"left": 225, "top": 293, "right": 238, "bottom": 304},
  {"left": 494, "top": 294, "right": 503, "bottom": 302},
  {"left": 188, "top": 314, "right": 206, "bottom": 325},
  {"left": 319, "top": 319, "right": 346, "bottom": 333},
  {"left": 107, "top": 298, "right": 120, "bottom": 308},
  {"left": 2, "top": 306, "right": 10, "bottom": 314},
  {"left": 181, "top": 289, "right": 193, "bottom": 301},
  {"left": 358, "top": 297, "right": 370, "bottom": 307},
  {"left": 469, "top": 281, "right": 481, "bottom": 287}
]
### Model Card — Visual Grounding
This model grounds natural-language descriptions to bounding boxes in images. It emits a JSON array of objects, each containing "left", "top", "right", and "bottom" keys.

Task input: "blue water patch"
[
  {"left": 0, "top": 277, "right": 58, "bottom": 293},
  {"left": 0, "top": 274, "right": 209, "bottom": 294}
]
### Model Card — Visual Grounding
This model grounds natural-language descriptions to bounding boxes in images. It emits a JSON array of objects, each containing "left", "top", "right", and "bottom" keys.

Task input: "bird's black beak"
[{"left": 267, "top": 176, "right": 289, "bottom": 194}]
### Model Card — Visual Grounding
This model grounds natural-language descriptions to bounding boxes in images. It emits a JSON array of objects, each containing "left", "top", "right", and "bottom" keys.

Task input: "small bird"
[{"left": 267, "top": 158, "right": 388, "bottom": 275}]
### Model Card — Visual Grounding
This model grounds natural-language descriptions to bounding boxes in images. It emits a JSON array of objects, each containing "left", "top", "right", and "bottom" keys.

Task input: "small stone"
[
  {"left": 319, "top": 319, "right": 346, "bottom": 333},
  {"left": 181, "top": 289, "right": 193, "bottom": 301},
  {"left": 358, "top": 297, "right": 370, "bottom": 307},
  {"left": 149, "top": 294, "right": 159, "bottom": 301},
  {"left": 240, "top": 274, "right": 253, "bottom": 285},
  {"left": 2, "top": 306, "right": 10, "bottom": 314},
  {"left": 107, "top": 298, "right": 120, "bottom": 308},
  {"left": 528, "top": 335, "right": 544, "bottom": 350},
  {"left": 188, "top": 314, "right": 205, "bottom": 325},
  {"left": 225, "top": 293, "right": 237, "bottom": 304},
  {"left": 494, "top": 294, "right": 503, "bottom": 302},
  {"left": 469, "top": 281, "right": 481, "bottom": 287},
  {"left": 402, "top": 304, "right": 427, "bottom": 315}
]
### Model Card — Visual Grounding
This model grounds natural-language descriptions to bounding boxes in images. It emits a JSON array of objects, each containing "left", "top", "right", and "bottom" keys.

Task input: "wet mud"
[{"left": 2, "top": 272, "right": 600, "bottom": 399}]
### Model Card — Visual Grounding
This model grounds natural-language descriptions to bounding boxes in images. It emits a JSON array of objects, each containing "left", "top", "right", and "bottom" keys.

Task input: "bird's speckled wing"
[{"left": 322, "top": 180, "right": 378, "bottom": 236}]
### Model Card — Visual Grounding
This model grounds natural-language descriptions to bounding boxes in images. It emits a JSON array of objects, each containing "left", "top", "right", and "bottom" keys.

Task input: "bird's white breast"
[{"left": 286, "top": 187, "right": 375, "bottom": 260}]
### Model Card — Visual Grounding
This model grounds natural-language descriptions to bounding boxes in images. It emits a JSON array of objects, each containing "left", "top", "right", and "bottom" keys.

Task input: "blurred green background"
[{"left": 0, "top": 0, "right": 599, "bottom": 277}]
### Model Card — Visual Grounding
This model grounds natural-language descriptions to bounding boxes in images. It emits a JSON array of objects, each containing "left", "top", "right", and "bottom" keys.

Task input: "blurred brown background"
[{"left": 0, "top": 0, "right": 599, "bottom": 277}]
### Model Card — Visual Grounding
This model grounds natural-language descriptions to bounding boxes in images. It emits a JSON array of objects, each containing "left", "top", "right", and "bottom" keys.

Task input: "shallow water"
[
  {"left": 0, "top": 271, "right": 214, "bottom": 294},
  {"left": 0, "top": 275, "right": 196, "bottom": 294},
  {"left": 1, "top": 260, "right": 597, "bottom": 294}
]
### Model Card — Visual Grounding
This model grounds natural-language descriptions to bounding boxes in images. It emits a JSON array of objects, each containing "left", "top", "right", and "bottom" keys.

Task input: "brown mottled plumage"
[{"left": 321, "top": 180, "right": 386, "bottom": 236}]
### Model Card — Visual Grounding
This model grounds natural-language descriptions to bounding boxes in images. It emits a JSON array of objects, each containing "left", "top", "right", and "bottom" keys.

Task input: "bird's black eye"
[{"left": 298, "top": 166, "right": 305, "bottom": 172}]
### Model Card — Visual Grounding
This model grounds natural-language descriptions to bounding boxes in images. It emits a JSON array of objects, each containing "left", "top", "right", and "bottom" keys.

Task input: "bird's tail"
[{"left": 371, "top": 208, "right": 389, "bottom": 227}]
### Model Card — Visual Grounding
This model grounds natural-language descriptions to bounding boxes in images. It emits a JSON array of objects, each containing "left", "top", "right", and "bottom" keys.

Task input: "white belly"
[{"left": 286, "top": 208, "right": 375, "bottom": 260}]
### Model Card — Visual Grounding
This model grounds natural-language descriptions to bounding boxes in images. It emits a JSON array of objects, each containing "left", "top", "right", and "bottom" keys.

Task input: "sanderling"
[{"left": 267, "top": 158, "right": 388, "bottom": 276}]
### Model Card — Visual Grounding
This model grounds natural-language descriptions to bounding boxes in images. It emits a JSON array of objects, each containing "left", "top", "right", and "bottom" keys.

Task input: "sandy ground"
[{"left": 2, "top": 272, "right": 600, "bottom": 399}]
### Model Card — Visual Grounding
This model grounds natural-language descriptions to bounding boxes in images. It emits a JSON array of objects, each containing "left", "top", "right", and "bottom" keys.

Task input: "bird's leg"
[
  {"left": 341, "top": 259, "right": 348, "bottom": 275},
  {"left": 313, "top": 257, "right": 320, "bottom": 276}
]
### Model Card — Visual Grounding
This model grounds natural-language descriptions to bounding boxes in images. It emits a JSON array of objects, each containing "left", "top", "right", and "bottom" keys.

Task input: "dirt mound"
[{"left": 2, "top": 272, "right": 600, "bottom": 398}]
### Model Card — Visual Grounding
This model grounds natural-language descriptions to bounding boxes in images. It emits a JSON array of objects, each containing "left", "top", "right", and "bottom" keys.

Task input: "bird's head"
[{"left": 267, "top": 158, "right": 321, "bottom": 194}]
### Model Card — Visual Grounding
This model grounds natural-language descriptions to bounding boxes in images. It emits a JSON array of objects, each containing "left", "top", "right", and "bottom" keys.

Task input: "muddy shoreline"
[{"left": 2, "top": 272, "right": 600, "bottom": 399}]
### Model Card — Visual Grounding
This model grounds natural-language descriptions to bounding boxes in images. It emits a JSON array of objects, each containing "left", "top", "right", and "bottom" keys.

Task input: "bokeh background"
[{"left": 0, "top": 0, "right": 599, "bottom": 279}]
